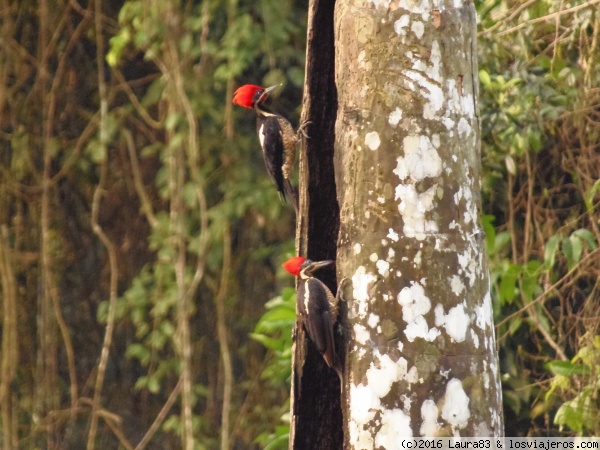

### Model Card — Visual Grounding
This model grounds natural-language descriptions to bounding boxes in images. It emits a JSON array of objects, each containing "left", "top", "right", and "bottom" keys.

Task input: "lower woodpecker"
[{"left": 282, "top": 256, "right": 343, "bottom": 383}]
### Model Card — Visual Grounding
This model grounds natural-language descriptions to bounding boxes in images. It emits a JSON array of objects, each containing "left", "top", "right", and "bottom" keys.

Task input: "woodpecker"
[
  {"left": 282, "top": 256, "right": 343, "bottom": 382},
  {"left": 233, "top": 84, "right": 309, "bottom": 212}
]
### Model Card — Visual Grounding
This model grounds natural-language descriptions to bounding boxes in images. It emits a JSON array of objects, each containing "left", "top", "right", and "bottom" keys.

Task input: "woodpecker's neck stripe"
[{"left": 254, "top": 103, "right": 277, "bottom": 117}]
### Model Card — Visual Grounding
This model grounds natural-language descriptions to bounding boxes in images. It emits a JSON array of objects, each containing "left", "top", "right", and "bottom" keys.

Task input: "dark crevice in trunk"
[{"left": 291, "top": 0, "right": 343, "bottom": 448}]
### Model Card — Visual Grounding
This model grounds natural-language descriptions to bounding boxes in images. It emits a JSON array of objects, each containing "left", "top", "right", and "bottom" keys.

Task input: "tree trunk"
[
  {"left": 334, "top": 0, "right": 504, "bottom": 444},
  {"left": 291, "top": 0, "right": 343, "bottom": 448}
]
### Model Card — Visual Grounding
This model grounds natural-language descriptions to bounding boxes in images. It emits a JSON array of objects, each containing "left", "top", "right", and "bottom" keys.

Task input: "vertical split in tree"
[
  {"left": 334, "top": 0, "right": 504, "bottom": 444},
  {"left": 291, "top": 0, "right": 344, "bottom": 447}
]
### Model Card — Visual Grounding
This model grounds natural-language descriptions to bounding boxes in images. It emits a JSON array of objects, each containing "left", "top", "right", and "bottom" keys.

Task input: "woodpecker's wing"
[
  {"left": 298, "top": 277, "right": 338, "bottom": 369},
  {"left": 257, "top": 116, "right": 286, "bottom": 201}
]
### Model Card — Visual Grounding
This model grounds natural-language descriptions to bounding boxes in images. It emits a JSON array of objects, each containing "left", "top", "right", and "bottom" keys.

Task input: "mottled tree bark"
[{"left": 334, "top": 0, "right": 504, "bottom": 444}]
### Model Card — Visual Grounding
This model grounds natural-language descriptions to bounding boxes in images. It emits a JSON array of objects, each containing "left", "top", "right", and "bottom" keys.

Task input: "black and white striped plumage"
[
  {"left": 297, "top": 271, "right": 339, "bottom": 370},
  {"left": 256, "top": 111, "right": 297, "bottom": 207},
  {"left": 282, "top": 257, "right": 342, "bottom": 380},
  {"left": 233, "top": 84, "right": 299, "bottom": 211}
]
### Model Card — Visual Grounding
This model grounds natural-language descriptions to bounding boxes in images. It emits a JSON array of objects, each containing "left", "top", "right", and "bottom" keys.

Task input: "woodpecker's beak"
[
  {"left": 258, "top": 84, "right": 281, "bottom": 103},
  {"left": 303, "top": 259, "right": 335, "bottom": 276}
]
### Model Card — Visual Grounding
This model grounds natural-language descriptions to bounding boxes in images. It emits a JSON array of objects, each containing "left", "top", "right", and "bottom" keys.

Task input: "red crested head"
[
  {"left": 282, "top": 256, "right": 306, "bottom": 276},
  {"left": 233, "top": 84, "right": 281, "bottom": 109},
  {"left": 233, "top": 84, "right": 264, "bottom": 109}
]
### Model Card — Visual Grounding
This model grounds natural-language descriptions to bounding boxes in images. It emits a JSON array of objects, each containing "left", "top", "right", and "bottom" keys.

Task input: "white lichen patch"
[
  {"left": 441, "top": 378, "right": 471, "bottom": 430},
  {"left": 354, "top": 323, "right": 370, "bottom": 347},
  {"left": 369, "top": 252, "right": 378, "bottom": 262},
  {"left": 376, "top": 259, "right": 390, "bottom": 277},
  {"left": 367, "top": 352, "right": 398, "bottom": 398},
  {"left": 411, "top": 21, "right": 424, "bottom": 39},
  {"left": 414, "top": 250, "right": 422, "bottom": 266},
  {"left": 350, "top": 351, "right": 419, "bottom": 447},
  {"left": 352, "top": 266, "right": 377, "bottom": 313},
  {"left": 368, "top": 313, "right": 380, "bottom": 329},
  {"left": 405, "top": 316, "right": 440, "bottom": 342},
  {"left": 443, "top": 117, "right": 455, "bottom": 131},
  {"left": 458, "top": 249, "right": 478, "bottom": 287},
  {"left": 434, "top": 303, "right": 470, "bottom": 343},
  {"left": 420, "top": 399, "right": 441, "bottom": 437},
  {"left": 388, "top": 248, "right": 395, "bottom": 260},
  {"left": 398, "top": 282, "right": 430, "bottom": 322},
  {"left": 395, "top": 184, "right": 439, "bottom": 240},
  {"left": 375, "top": 409, "right": 413, "bottom": 448},
  {"left": 470, "top": 329, "right": 480, "bottom": 348},
  {"left": 387, "top": 228, "right": 400, "bottom": 242},
  {"left": 454, "top": 185, "right": 477, "bottom": 227},
  {"left": 449, "top": 304, "right": 473, "bottom": 331},
  {"left": 406, "top": 365, "right": 419, "bottom": 384},
  {"left": 457, "top": 117, "right": 471, "bottom": 138},
  {"left": 394, "top": 135, "right": 442, "bottom": 182},
  {"left": 395, "top": 356, "right": 419, "bottom": 386},
  {"left": 488, "top": 361, "right": 497, "bottom": 390},
  {"left": 429, "top": 41, "right": 442, "bottom": 82},
  {"left": 398, "top": 0, "right": 431, "bottom": 19},
  {"left": 365, "top": 131, "right": 381, "bottom": 150},
  {"left": 445, "top": 78, "right": 475, "bottom": 119},
  {"left": 394, "top": 15, "right": 410, "bottom": 35},
  {"left": 370, "top": 0, "right": 391, "bottom": 7},
  {"left": 450, "top": 275, "right": 465, "bottom": 295},
  {"left": 475, "top": 292, "right": 493, "bottom": 331},
  {"left": 353, "top": 243, "right": 362, "bottom": 255},
  {"left": 389, "top": 107, "right": 403, "bottom": 125},
  {"left": 405, "top": 52, "right": 443, "bottom": 119},
  {"left": 349, "top": 383, "right": 379, "bottom": 447}
]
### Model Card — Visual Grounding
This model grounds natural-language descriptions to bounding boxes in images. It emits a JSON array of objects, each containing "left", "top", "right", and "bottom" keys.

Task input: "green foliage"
[
  {"left": 1, "top": 0, "right": 305, "bottom": 447},
  {"left": 4, "top": 0, "right": 600, "bottom": 445},
  {"left": 103, "top": 0, "right": 307, "bottom": 445},
  {"left": 251, "top": 287, "right": 296, "bottom": 385},
  {"left": 477, "top": 0, "right": 600, "bottom": 437},
  {"left": 250, "top": 287, "right": 296, "bottom": 449},
  {"left": 546, "top": 335, "right": 600, "bottom": 434}
]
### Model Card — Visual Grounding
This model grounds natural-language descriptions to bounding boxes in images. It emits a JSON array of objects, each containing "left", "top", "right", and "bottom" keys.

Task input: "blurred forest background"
[{"left": 0, "top": 0, "right": 598, "bottom": 448}]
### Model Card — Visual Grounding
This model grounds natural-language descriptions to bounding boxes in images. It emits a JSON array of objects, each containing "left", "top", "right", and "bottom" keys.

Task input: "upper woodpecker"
[
  {"left": 233, "top": 84, "right": 309, "bottom": 211},
  {"left": 282, "top": 256, "right": 343, "bottom": 381}
]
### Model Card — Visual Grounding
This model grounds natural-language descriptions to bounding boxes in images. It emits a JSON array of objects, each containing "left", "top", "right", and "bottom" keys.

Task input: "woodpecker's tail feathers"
[
  {"left": 297, "top": 120, "right": 312, "bottom": 140},
  {"left": 324, "top": 354, "right": 344, "bottom": 397},
  {"left": 283, "top": 178, "right": 299, "bottom": 214},
  {"left": 333, "top": 361, "right": 344, "bottom": 397}
]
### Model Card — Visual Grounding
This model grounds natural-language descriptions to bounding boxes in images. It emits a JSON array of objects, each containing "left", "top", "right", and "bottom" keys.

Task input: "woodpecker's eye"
[{"left": 252, "top": 90, "right": 265, "bottom": 104}]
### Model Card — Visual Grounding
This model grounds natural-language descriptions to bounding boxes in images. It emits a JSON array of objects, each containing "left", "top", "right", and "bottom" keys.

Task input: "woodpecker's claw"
[{"left": 297, "top": 120, "right": 312, "bottom": 140}]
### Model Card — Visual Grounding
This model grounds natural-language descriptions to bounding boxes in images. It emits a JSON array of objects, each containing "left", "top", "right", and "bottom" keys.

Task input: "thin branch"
[
  {"left": 496, "top": 247, "right": 600, "bottom": 331},
  {"left": 160, "top": 10, "right": 195, "bottom": 445},
  {"left": 497, "top": 0, "right": 600, "bottom": 37},
  {"left": 113, "top": 68, "right": 163, "bottom": 129},
  {"left": 87, "top": 0, "right": 119, "bottom": 447},
  {"left": 40, "top": 13, "right": 94, "bottom": 431},
  {"left": 216, "top": 222, "right": 233, "bottom": 450},
  {"left": 0, "top": 227, "right": 18, "bottom": 450},
  {"left": 550, "top": 0, "right": 565, "bottom": 73},
  {"left": 134, "top": 379, "right": 182, "bottom": 450},
  {"left": 478, "top": 0, "right": 537, "bottom": 37},
  {"left": 123, "top": 128, "right": 158, "bottom": 228},
  {"left": 101, "top": 413, "right": 134, "bottom": 450}
]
